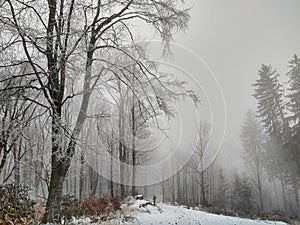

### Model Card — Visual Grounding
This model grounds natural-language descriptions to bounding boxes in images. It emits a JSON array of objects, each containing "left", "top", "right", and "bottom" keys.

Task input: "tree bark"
[
  {"left": 79, "top": 154, "right": 84, "bottom": 201},
  {"left": 131, "top": 102, "right": 137, "bottom": 196},
  {"left": 117, "top": 79, "right": 126, "bottom": 199},
  {"left": 42, "top": 158, "right": 70, "bottom": 223},
  {"left": 13, "top": 138, "right": 20, "bottom": 185}
]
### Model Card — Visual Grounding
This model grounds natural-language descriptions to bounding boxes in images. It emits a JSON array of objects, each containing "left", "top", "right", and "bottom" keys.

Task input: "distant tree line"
[
  {"left": 157, "top": 54, "right": 300, "bottom": 219},
  {"left": 248, "top": 54, "right": 300, "bottom": 216}
]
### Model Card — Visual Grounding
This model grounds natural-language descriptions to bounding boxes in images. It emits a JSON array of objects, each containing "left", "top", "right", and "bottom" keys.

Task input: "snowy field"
[
  {"left": 72, "top": 201, "right": 289, "bottom": 225},
  {"left": 131, "top": 203, "right": 288, "bottom": 225}
]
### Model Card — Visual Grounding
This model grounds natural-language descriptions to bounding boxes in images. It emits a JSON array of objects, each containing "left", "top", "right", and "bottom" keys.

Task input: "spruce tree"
[
  {"left": 287, "top": 54, "right": 300, "bottom": 129},
  {"left": 252, "top": 65, "right": 287, "bottom": 140},
  {"left": 232, "top": 174, "right": 254, "bottom": 214},
  {"left": 252, "top": 64, "right": 288, "bottom": 178},
  {"left": 285, "top": 54, "right": 300, "bottom": 210},
  {"left": 252, "top": 64, "right": 291, "bottom": 210},
  {"left": 286, "top": 54, "right": 300, "bottom": 175},
  {"left": 216, "top": 169, "right": 228, "bottom": 208}
]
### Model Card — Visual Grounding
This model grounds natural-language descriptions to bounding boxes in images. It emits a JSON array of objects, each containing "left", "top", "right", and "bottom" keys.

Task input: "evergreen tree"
[
  {"left": 215, "top": 169, "right": 228, "bottom": 208},
  {"left": 287, "top": 54, "right": 300, "bottom": 129},
  {"left": 286, "top": 54, "right": 300, "bottom": 175},
  {"left": 284, "top": 54, "right": 300, "bottom": 210},
  {"left": 232, "top": 174, "right": 254, "bottom": 214},
  {"left": 252, "top": 64, "right": 292, "bottom": 212},
  {"left": 240, "top": 177, "right": 254, "bottom": 213},
  {"left": 252, "top": 65, "right": 287, "bottom": 141}
]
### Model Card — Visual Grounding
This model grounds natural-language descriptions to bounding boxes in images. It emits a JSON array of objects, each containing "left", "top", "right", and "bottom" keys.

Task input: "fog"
[
  {"left": 137, "top": 0, "right": 300, "bottom": 212},
  {"left": 1, "top": 0, "right": 300, "bottom": 222},
  {"left": 163, "top": 0, "right": 300, "bottom": 163}
]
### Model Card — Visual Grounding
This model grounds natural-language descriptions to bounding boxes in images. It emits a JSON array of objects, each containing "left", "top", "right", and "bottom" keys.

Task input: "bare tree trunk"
[
  {"left": 42, "top": 159, "right": 70, "bottom": 222},
  {"left": 255, "top": 157, "right": 264, "bottom": 211},
  {"left": 279, "top": 172, "right": 287, "bottom": 211},
  {"left": 110, "top": 153, "right": 114, "bottom": 197},
  {"left": 65, "top": 178, "right": 69, "bottom": 195},
  {"left": 162, "top": 179, "right": 165, "bottom": 202},
  {"left": 176, "top": 171, "right": 181, "bottom": 204},
  {"left": 132, "top": 153, "right": 136, "bottom": 196},
  {"left": 292, "top": 174, "right": 300, "bottom": 211},
  {"left": 89, "top": 166, "right": 99, "bottom": 196},
  {"left": 34, "top": 161, "right": 42, "bottom": 198},
  {"left": 79, "top": 154, "right": 84, "bottom": 201},
  {"left": 184, "top": 166, "right": 188, "bottom": 203},
  {"left": 131, "top": 102, "right": 137, "bottom": 196},
  {"left": 273, "top": 177, "right": 279, "bottom": 208},
  {"left": 13, "top": 138, "right": 21, "bottom": 185},
  {"left": 172, "top": 175, "right": 175, "bottom": 203},
  {"left": 120, "top": 144, "right": 126, "bottom": 199},
  {"left": 73, "top": 158, "right": 77, "bottom": 196},
  {"left": 200, "top": 170, "right": 207, "bottom": 206},
  {"left": 117, "top": 79, "right": 126, "bottom": 199}
]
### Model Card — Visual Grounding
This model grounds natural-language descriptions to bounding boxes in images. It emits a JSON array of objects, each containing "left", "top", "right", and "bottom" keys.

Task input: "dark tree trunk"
[
  {"left": 79, "top": 154, "right": 85, "bottom": 200},
  {"left": 176, "top": 171, "right": 181, "bottom": 203},
  {"left": 89, "top": 166, "right": 99, "bottom": 196},
  {"left": 132, "top": 157, "right": 136, "bottom": 196},
  {"left": 118, "top": 79, "right": 126, "bottom": 199},
  {"left": 120, "top": 145, "right": 126, "bottom": 198},
  {"left": 110, "top": 152, "right": 114, "bottom": 197},
  {"left": 131, "top": 103, "right": 136, "bottom": 196},
  {"left": 13, "top": 138, "right": 21, "bottom": 185},
  {"left": 201, "top": 170, "right": 207, "bottom": 206},
  {"left": 42, "top": 158, "right": 70, "bottom": 223},
  {"left": 42, "top": 114, "right": 68, "bottom": 223}
]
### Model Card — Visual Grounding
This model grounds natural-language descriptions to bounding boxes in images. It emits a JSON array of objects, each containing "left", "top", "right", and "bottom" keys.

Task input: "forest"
[{"left": 0, "top": 0, "right": 299, "bottom": 224}]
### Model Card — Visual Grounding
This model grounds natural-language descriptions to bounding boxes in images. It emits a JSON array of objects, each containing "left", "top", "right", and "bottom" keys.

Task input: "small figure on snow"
[{"left": 153, "top": 195, "right": 156, "bottom": 206}]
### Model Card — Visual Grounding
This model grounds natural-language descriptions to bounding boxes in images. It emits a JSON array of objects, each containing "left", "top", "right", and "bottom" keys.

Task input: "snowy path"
[{"left": 131, "top": 203, "right": 288, "bottom": 225}]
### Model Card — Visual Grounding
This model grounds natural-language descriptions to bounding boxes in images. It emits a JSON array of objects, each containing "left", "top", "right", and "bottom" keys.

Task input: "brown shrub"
[
  {"left": 82, "top": 195, "right": 121, "bottom": 216},
  {"left": 33, "top": 200, "right": 46, "bottom": 222}
]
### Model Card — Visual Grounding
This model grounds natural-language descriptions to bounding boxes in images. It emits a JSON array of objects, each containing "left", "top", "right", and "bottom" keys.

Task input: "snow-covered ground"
[
  {"left": 70, "top": 201, "right": 289, "bottom": 225},
  {"left": 129, "top": 203, "right": 288, "bottom": 225}
]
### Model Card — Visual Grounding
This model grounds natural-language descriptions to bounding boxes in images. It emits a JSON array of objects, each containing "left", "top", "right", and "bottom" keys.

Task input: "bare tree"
[
  {"left": 0, "top": 66, "right": 39, "bottom": 184},
  {"left": 188, "top": 121, "right": 211, "bottom": 207},
  {"left": 0, "top": 0, "right": 195, "bottom": 222}
]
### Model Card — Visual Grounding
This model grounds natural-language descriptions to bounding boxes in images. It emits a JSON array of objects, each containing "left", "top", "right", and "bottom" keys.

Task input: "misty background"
[
  {"left": 166, "top": 0, "right": 300, "bottom": 170},
  {"left": 1, "top": 0, "right": 300, "bottom": 223}
]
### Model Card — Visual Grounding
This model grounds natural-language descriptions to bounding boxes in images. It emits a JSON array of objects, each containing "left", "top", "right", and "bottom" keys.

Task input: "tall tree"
[
  {"left": 232, "top": 173, "right": 254, "bottom": 214},
  {"left": 188, "top": 121, "right": 211, "bottom": 207},
  {"left": 214, "top": 169, "right": 228, "bottom": 209},
  {"left": 252, "top": 65, "right": 287, "bottom": 140},
  {"left": 0, "top": 67, "right": 38, "bottom": 184},
  {"left": 240, "top": 110, "right": 265, "bottom": 211},
  {"left": 253, "top": 62, "right": 299, "bottom": 213},
  {"left": 285, "top": 54, "right": 300, "bottom": 209},
  {"left": 286, "top": 54, "right": 300, "bottom": 174}
]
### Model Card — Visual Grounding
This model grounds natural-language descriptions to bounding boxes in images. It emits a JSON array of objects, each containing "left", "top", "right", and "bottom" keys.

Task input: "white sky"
[
  {"left": 174, "top": 0, "right": 300, "bottom": 143},
  {"left": 127, "top": 0, "right": 300, "bottom": 177}
]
